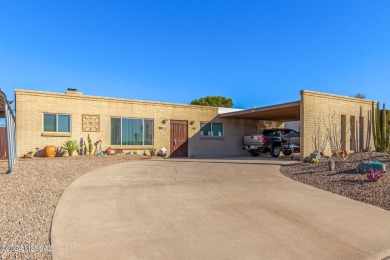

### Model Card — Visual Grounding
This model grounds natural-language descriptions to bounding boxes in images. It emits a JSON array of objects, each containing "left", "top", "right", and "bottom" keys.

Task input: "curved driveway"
[{"left": 51, "top": 158, "right": 390, "bottom": 260}]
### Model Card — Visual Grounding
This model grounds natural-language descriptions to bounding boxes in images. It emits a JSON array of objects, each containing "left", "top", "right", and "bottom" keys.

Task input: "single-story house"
[{"left": 14, "top": 89, "right": 375, "bottom": 159}]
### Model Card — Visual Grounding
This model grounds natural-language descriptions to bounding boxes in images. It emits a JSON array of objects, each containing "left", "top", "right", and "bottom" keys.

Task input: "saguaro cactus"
[{"left": 372, "top": 101, "right": 390, "bottom": 152}]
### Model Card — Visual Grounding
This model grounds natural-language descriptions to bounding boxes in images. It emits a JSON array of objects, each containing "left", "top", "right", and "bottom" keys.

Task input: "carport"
[
  {"left": 219, "top": 90, "right": 377, "bottom": 160},
  {"left": 219, "top": 100, "right": 302, "bottom": 157},
  {"left": 219, "top": 101, "right": 300, "bottom": 121}
]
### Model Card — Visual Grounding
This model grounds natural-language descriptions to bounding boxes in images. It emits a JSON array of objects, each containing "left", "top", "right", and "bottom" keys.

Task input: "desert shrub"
[
  {"left": 324, "top": 114, "right": 343, "bottom": 156},
  {"left": 312, "top": 116, "right": 328, "bottom": 154},
  {"left": 149, "top": 148, "right": 156, "bottom": 156},
  {"left": 62, "top": 139, "right": 80, "bottom": 156}
]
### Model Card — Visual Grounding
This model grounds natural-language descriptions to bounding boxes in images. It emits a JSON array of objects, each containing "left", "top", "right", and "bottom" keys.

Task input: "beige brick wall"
[
  {"left": 300, "top": 90, "right": 375, "bottom": 158},
  {"left": 15, "top": 90, "right": 262, "bottom": 158}
]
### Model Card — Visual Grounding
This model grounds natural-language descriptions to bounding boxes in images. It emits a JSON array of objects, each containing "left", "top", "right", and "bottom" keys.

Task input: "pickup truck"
[{"left": 242, "top": 128, "right": 300, "bottom": 158}]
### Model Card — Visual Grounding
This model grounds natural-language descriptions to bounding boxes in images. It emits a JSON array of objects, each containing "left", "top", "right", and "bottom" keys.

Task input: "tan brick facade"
[
  {"left": 15, "top": 89, "right": 374, "bottom": 160},
  {"left": 15, "top": 90, "right": 260, "bottom": 158},
  {"left": 300, "top": 90, "right": 375, "bottom": 158}
]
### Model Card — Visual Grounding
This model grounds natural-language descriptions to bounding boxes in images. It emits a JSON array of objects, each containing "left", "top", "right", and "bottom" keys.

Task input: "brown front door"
[
  {"left": 0, "top": 127, "right": 7, "bottom": 160},
  {"left": 170, "top": 120, "right": 188, "bottom": 157}
]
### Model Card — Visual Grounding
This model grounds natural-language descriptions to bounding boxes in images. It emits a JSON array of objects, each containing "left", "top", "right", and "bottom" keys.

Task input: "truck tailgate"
[{"left": 243, "top": 134, "right": 264, "bottom": 146}]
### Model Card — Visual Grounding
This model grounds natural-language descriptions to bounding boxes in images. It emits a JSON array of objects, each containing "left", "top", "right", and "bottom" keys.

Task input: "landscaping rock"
[
  {"left": 357, "top": 161, "right": 386, "bottom": 174},
  {"left": 280, "top": 152, "right": 390, "bottom": 211},
  {"left": 309, "top": 151, "right": 321, "bottom": 161},
  {"left": 114, "top": 149, "right": 124, "bottom": 155}
]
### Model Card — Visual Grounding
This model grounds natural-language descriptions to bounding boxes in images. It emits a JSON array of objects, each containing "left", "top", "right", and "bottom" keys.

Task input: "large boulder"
[{"left": 357, "top": 161, "right": 386, "bottom": 173}]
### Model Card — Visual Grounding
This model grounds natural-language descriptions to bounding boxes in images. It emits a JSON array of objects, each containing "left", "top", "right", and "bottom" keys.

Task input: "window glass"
[
  {"left": 58, "top": 115, "right": 70, "bottom": 132},
  {"left": 263, "top": 129, "right": 279, "bottom": 136},
  {"left": 111, "top": 118, "right": 121, "bottom": 145},
  {"left": 144, "top": 120, "right": 153, "bottom": 145},
  {"left": 44, "top": 114, "right": 56, "bottom": 132},
  {"left": 212, "top": 123, "right": 223, "bottom": 136},
  {"left": 289, "top": 130, "right": 299, "bottom": 137},
  {"left": 200, "top": 122, "right": 211, "bottom": 136},
  {"left": 281, "top": 130, "right": 289, "bottom": 135},
  {"left": 200, "top": 122, "right": 224, "bottom": 136},
  {"left": 122, "top": 118, "right": 143, "bottom": 145},
  {"left": 111, "top": 118, "right": 154, "bottom": 145}
]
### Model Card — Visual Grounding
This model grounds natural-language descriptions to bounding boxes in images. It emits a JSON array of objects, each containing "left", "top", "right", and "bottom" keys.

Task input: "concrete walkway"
[{"left": 51, "top": 158, "right": 390, "bottom": 260}]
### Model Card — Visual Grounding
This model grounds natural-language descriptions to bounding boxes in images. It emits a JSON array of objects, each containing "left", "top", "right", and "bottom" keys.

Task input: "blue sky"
[{"left": 0, "top": 1, "right": 389, "bottom": 108}]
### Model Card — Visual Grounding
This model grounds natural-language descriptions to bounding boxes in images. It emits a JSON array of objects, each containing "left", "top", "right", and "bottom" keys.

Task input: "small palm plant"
[{"left": 62, "top": 139, "right": 80, "bottom": 156}]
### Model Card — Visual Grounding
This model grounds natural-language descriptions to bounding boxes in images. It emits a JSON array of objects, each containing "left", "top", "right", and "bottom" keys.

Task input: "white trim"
[{"left": 218, "top": 107, "right": 244, "bottom": 114}]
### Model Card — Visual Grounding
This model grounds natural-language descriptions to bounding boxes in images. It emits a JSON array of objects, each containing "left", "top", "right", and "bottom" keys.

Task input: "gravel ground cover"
[
  {"left": 280, "top": 152, "right": 390, "bottom": 211},
  {"left": 0, "top": 155, "right": 155, "bottom": 259}
]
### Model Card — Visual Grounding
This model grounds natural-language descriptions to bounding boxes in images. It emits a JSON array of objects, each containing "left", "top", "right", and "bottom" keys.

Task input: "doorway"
[
  {"left": 0, "top": 127, "right": 8, "bottom": 160},
  {"left": 170, "top": 120, "right": 188, "bottom": 157}
]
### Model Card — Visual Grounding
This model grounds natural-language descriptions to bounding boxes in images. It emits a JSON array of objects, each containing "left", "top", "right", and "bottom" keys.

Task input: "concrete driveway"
[{"left": 51, "top": 158, "right": 390, "bottom": 260}]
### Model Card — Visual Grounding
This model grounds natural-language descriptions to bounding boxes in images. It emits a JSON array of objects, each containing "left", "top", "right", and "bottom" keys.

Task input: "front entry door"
[
  {"left": 170, "top": 120, "right": 188, "bottom": 157},
  {"left": 0, "top": 127, "right": 7, "bottom": 160}
]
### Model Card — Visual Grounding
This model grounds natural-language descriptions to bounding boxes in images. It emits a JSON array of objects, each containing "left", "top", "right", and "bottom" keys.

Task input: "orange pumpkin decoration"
[{"left": 44, "top": 145, "right": 57, "bottom": 158}]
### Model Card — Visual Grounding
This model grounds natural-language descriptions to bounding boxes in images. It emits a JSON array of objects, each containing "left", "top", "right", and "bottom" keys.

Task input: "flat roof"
[
  {"left": 219, "top": 101, "right": 300, "bottom": 121},
  {"left": 14, "top": 89, "right": 221, "bottom": 111}
]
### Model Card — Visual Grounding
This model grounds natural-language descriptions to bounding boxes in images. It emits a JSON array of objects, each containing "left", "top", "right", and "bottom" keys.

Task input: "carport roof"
[{"left": 219, "top": 101, "right": 300, "bottom": 121}]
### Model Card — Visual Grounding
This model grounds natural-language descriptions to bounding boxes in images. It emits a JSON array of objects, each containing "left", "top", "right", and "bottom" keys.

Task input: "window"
[
  {"left": 263, "top": 129, "right": 280, "bottom": 136},
  {"left": 43, "top": 113, "right": 71, "bottom": 132},
  {"left": 200, "top": 122, "right": 223, "bottom": 136},
  {"left": 281, "top": 129, "right": 299, "bottom": 137},
  {"left": 110, "top": 117, "right": 153, "bottom": 145}
]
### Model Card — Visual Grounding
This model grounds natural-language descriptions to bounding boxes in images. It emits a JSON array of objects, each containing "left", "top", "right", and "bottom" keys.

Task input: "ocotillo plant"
[{"left": 372, "top": 101, "right": 390, "bottom": 152}]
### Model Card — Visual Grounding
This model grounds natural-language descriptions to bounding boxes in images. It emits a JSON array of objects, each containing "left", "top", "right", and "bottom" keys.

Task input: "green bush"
[{"left": 62, "top": 139, "right": 80, "bottom": 156}]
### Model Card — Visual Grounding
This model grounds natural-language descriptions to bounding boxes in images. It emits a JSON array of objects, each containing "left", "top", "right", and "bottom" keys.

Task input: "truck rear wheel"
[
  {"left": 270, "top": 145, "right": 281, "bottom": 157},
  {"left": 250, "top": 151, "right": 260, "bottom": 157}
]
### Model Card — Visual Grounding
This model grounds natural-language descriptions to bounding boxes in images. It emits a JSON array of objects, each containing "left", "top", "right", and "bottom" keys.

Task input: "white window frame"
[
  {"left": 110, "top": 117, "right": 154, "bottom": 146},
  {"left": 42, "top": 113, "right": 71, "bottom": 133},
  {"left": 200, "top": 122, "right": 224, "bottom": 137}
]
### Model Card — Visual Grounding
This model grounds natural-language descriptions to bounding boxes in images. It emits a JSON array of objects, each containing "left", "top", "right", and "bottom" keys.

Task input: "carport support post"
[
  {"left": 299, "top": 91, "right": 305, "bottom": 161},
  {"left": 0, "top": 88, "right": 17, "bottom": 174},
  {"left": 4, "top": 101, "right": 16, "bottom": 173}
]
